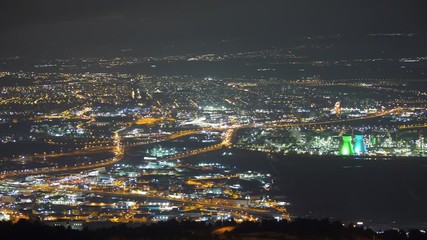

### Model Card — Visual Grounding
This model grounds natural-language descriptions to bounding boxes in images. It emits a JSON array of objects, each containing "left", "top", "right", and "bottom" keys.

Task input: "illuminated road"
[
  {"left": 260, "top": 108, "right": 400, "bottom": 128},
  {"left": 7, "top": 146, "right": 115, "bottom": 162},
  {"left": 0, "top": 128, "right": 210, "bottom": 178},
  {"left": 0, "top": 156, "right": 121, "bottom": 179},
  {"left": 0, "top": 128, "right": 236, "bottom": 178},
  {"left": 122, "top": 129, "right": 205, "bottom": 146},
  {"left": 26, "top": 185, "right": 275, "bottom": 216},
  {"left": 0, "top": 108, "right": 400, "bottom": 179},
  {"left": 0, "top": 133, "right": 124, "bottom": 179},
  {"left": 161, "top": 109, "right": 399, "bottom": 162},
  {"left": 161, "top": 128, "right": 236, "bottom": 161},
  {"left": 163, "top": 143, "right": 224, "bottom": 161},
  {"left": 398, "top": 123, "right": 427, "bottom": 129}
]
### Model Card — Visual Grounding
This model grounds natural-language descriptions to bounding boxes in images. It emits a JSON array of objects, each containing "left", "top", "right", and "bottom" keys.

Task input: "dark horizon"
[{"left": 1, "top": 0, "right": 427, "bottom": 57}]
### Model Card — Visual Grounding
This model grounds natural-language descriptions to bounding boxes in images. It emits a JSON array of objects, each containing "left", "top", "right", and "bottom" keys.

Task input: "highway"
[
  {"left": 0, "top": 108, "right": 400, "bottom": 179},
  {"left": 6, "top": 146, "right": 115, "bottom": 162},
  {"left": 260, "top": 108, "right": 400, "bottom": 128},
  {"left": 0, "top": 128, "right": 209, "bottom": 178},
  {"left": 0, "top": 156, "right": 121, "bottom": 179},
  {"left": 121, "top": 129, "right": 205, "bottom": 146},
  {"left": 398, "top": 123, "right": 427, "bottom": 129},
  {"left": 0, "top": 109, "right": 399, "bottom": 223},
  {"left": 0, "top": 133, "right": 124, "bottom": 179},
  {"left": 26, "top": 185, "right": 278, "bottom": 216},
  {"left": 160, "top": 108, "right": 400, "bottom": 163},
  {"left": 161, "top": 128, "right": 236, "bottom": 161}
]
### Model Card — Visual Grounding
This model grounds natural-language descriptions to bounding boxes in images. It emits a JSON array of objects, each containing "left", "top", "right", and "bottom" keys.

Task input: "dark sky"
[{"left": 1, "top": 0, "right": 426, "bottom": 57}]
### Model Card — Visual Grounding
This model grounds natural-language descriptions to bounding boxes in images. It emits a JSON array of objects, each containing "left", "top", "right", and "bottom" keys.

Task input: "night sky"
[{"left": 1, "top": 0, "right": 426, "bottom": 56}]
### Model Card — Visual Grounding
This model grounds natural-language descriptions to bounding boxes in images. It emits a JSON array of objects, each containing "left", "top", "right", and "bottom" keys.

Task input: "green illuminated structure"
[
  {"left": 371, "top": 136, "right": 377, "bottom": 145},
  {"left": 353, "top": 134, "right": 367, "bottom": 155},
  {"left": 340, "top": 135, "right": 354, "bottom": 156}
]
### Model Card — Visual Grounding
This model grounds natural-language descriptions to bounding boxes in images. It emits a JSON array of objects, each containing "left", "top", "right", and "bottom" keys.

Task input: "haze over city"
[{"left": 1, "top": 1, "right": 427, "bottom": 239}]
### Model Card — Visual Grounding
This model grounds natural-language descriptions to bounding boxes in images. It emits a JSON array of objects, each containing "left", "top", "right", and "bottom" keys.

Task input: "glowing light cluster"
[{"left": 340, "top": 135, "right": 354, "bottom": 156}]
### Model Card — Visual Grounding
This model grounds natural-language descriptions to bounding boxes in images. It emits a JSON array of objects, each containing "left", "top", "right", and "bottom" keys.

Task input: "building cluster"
[
  {"left": 0, "top": 53, "right": 427, "bottom": 226},
  {"left": 0, "top": 153, "right": 288, "bottom": 228},
  {"left": 236, "top": 126, "right": 426, "bottom": 157}
]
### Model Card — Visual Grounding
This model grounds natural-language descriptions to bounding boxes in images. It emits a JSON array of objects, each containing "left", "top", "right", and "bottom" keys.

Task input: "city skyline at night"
[{"left": 1, "top": 1, "right": 427, "bottom": 239}]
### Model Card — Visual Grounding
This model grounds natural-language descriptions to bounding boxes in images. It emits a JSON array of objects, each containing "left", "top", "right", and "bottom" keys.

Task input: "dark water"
[
  {"left": 179, "top": 149, "right": 427, "bottom": 229},
  {"left": 273, "top": 156, "right": 427, "bottom": 229}
]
